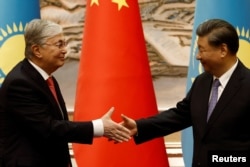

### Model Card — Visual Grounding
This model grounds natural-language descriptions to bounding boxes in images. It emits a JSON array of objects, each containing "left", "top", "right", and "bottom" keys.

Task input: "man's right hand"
[
  {"left": 121, "top": 114, "right": 138, "bottom": 136},
  {"left": 101, "top": 107, "right": 131, "bottom": 143}
]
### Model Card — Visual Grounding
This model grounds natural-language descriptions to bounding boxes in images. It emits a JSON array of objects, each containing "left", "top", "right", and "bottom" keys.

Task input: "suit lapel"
[
  {"left": 22, "top": 59, "right": 66, "bottom": 120},
  {"left": 52, "top": 77, "right": 68, "bottom": 120},
  {"left": 205, "top": 61, "right": 244, "bottom": 131},
  {"left": 198, "top": 76, "right": 213, "bottom": 136},
  {"left": 22, "top": 59, "right": 49, "bottom": 90}
]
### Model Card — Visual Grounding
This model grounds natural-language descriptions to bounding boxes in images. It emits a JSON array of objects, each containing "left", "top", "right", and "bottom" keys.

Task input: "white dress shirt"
[{"left": 213, "top": 59, "right": 238, "bottom": 100}]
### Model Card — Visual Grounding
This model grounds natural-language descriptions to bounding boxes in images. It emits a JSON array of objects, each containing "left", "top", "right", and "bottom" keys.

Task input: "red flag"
[{"left": 73, "top": 0, "right": 169, "bottom": 166}]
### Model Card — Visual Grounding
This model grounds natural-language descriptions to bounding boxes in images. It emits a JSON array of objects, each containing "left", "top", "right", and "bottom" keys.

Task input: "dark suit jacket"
[
  {"left": 134, "top": 60, "right": 250, "bottom": 167},
  {"left": 0, "top": 59, "right": 93, "bottom": 167}
]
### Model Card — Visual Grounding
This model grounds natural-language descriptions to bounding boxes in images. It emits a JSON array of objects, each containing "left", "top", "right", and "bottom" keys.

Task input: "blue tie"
[{"left": 207, "top": 79, "right": 220, "bottom": 121}]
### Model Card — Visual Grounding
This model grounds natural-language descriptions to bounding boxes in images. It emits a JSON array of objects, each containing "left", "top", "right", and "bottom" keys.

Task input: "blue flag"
[
  {"left": 182, "top": 0, "right": 250, "bottom": 166},
  {"left": 0, "top": 0, "right": 40, "bottom": 86}
]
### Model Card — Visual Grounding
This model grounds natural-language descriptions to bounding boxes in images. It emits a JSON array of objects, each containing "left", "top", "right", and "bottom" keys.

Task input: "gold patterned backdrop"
[{"left": 40, "top": 0, "right": 195, "bottom": 77}]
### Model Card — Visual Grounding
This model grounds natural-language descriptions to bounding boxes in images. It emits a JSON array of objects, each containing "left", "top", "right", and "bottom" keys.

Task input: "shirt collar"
[
  {"left": 28, "top": 59, "right": 51, "bottom": 80},
  {"left": 216, "top": 59, "right": 238, "bottom": 88}
]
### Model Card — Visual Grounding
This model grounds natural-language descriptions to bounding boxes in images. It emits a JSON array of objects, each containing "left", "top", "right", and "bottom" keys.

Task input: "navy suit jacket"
[
  {"left": 134, "top": 60, "right": 250, "bottom": 167},
  {"left": 0, "top": 59, "right": 93, "bottom": 167}
]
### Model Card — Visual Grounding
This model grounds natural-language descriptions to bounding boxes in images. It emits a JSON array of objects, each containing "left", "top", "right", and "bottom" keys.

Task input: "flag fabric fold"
[
  {"left": 0, "top": 0, "right": 40, "bottom": 86},
  {"left": 182, "top": 0, "right": 250, "bottom": 166},
  {"left": 73, "top": 0, "right": 169, "bottom": 166}
]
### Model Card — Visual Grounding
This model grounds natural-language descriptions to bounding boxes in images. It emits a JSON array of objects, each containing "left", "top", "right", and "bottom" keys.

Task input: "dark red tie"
[
  {"left": 47, "top": 77, "right": 65, "bottom": 119},
  {"left": 47, "top": 77, "right": 58, "bottom": 102}
]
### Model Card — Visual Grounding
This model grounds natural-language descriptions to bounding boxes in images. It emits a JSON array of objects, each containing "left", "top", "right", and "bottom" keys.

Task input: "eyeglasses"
[{"left": 43, "top": 40, "right": 68, "bottom": 49}]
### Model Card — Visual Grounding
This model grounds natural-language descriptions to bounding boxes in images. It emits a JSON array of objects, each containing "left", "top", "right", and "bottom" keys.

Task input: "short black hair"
[{"left": 196, "top": 19, "right": 239, "bottom": 54}]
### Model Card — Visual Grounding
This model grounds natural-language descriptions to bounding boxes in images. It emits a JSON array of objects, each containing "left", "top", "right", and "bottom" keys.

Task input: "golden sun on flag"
[
  {"left": 0, "top": 22, "right": 25, "bottom": 85},
  {"left": 236, "top": 26, "right": 250, "bottom": 68}
]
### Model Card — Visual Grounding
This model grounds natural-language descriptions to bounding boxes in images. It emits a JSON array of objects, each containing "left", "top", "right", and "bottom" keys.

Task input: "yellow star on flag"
[
  {"left": 112, "top": 0, "right": 129, "bottom": 10},
  {"left": 90, "top": 0, "right": 99, "bottom": 6}
]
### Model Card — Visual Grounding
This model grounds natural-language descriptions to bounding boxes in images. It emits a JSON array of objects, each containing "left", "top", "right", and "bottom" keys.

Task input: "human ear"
[
  {"left": 220, "top": 43, "right": 228, "bottom": 57},
  {"left": 31, "top": 44, "right": 42, "bottom": 58}
]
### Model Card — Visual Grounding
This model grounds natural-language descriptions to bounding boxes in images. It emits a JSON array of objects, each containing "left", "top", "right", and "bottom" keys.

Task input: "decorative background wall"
[
  {"left": 40, "top": 0, "right": 195, "bottom": 77},
  {"left": 40, "top": 0, "right": 195, "bottom": 114}
]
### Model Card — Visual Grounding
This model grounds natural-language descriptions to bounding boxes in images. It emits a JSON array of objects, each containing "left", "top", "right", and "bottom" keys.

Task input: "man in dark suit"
[
  {"left": 121, "top": 19, "right": 250, "bottom": 167},
  {"left": 0, "top": 19, "right": 130, "bottom": 167}
]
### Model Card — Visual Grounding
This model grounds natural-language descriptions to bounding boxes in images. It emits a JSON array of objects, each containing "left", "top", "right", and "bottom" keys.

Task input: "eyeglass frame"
[{"left": 42, "top": 40, "right": 68, "bottom": 49}]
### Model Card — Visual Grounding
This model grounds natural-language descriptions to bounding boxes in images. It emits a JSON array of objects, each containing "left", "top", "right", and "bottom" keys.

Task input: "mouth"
[{"left": 58, "top": 56, "right": 66, "bottom": 59}]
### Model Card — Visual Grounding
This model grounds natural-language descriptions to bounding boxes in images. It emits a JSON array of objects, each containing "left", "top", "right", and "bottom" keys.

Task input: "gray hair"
[
  {"left": 24, "top": 19, "right": 63, "bottom": 58},
  {"left": 196, "top": 19, "right": 239, "bottom": 54}
]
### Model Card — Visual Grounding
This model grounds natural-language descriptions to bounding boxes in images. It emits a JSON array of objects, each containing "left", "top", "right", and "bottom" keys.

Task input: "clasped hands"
[{"left": 101, "top": 107, "right": 137, "bottom": 143}]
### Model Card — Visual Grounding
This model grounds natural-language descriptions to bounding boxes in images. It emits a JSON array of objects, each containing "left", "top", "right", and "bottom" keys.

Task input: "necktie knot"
[
  {"left": 47, "top": 77, "right": 54, "bottom": 87},
  {"left": 212, "top": 78, "right": 220, "bottom": 88}
]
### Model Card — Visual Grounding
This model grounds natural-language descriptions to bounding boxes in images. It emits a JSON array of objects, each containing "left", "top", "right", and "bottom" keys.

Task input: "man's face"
[
  {"left": 196, "top": 36, "right": 223, "bottom": 75},
  {"left": 39, "top": 33, "right": 67, "bottom": 74}
]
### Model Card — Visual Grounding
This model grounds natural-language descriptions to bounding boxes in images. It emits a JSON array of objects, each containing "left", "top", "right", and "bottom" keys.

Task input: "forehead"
[
  {"left": 46, "top": 33, "right": 64, "bottom": 42},
  {"left": 197, "top": 36, "right": 209, "bottom": 48}
]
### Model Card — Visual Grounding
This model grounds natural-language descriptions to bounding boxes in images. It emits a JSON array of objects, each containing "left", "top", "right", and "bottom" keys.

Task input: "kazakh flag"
[
  {"left": 182, "top": 0, "right": 250, "bottom": 166},
  {"left": 0, "top": 0, "right": 40, "bottom": 86}
]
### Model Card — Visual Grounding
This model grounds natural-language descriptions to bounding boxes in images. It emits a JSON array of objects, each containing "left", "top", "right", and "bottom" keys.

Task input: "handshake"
[{"left": 100, "top": 107, "right": 138, "bottom": 143}]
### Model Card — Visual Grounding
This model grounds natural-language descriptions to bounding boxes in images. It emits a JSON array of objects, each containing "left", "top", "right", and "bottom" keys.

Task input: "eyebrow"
[{"left": 56, "top": 39, "right": 66, "bottom": 43}]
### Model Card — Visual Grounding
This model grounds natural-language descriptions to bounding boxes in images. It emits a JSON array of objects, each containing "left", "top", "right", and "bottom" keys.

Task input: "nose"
[
  {"left": 196, "top": 52, "right": 201, "bottom": 60},
  {"left": 61, "top": 48, "right": 67, "bottom": 57},
  {"left": 61, "top": 45, "right": 67, "bottom": 53},
  {"left": 60, "top": 41, "right": 68, "bottom": 51}
]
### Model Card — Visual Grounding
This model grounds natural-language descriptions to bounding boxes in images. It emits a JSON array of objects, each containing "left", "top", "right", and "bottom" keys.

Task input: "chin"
[{"left": 58, "top": 62, "right": 65, "bottom": 68}]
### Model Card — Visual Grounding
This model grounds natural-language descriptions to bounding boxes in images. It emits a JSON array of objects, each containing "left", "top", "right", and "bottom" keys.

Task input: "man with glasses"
[{"left": 0, "top": 19, "right": 130, "bottom": 167}]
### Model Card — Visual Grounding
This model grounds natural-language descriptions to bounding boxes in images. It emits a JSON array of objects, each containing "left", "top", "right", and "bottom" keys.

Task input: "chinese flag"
[{"left": 73, "top": 0, "right": 169, "bottom": 167}]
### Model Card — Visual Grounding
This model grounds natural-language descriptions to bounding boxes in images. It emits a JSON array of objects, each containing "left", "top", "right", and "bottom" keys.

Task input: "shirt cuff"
[{"left": 92, "top": 119, "right": 104, "bottom": 137}]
